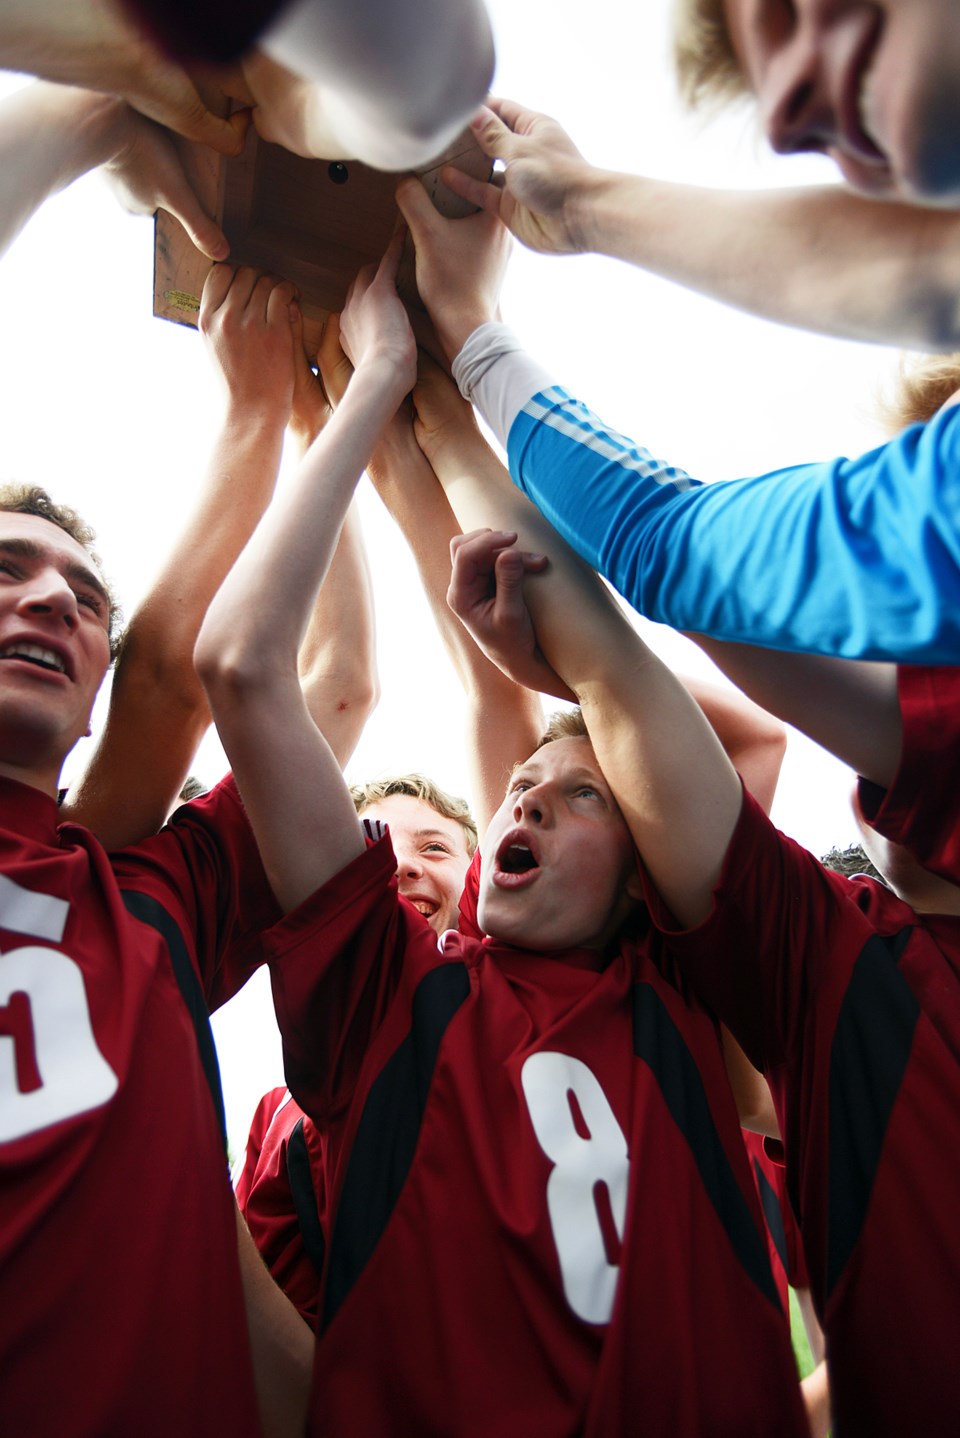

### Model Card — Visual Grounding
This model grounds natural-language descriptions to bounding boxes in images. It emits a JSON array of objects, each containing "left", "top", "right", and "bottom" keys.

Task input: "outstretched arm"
[
  {"left": 0, "top": 0, "right": 243, "bottom": 155},
  {"left": 414, "top": 365, "right": 743, "bottom": 927},
  {"left": 196, "top": 237, "right": 417, "bottom": 913},
  {"left": 235, "top": 1204, "right": 312, "bottom": 1438},
  {"left": 316, "top": 333, "right": 543, "bottom": 834},
  {"left": 63, "top": 264, "right": 296, "bottom": 845},
  {"left": 288, "top": 312, "right": 379, "bottom": 767},
  {"left": 689, "top": 639, "right": 902, "bottom": 789},
  {"left": 397, "top": 172, "right": 960, "bottom": 665},
  {"left": 0, "top": 79, "right": 230, "bottom": 260},
  {"left": 443, "top": 98, "right": 960, "bottom": 350}
]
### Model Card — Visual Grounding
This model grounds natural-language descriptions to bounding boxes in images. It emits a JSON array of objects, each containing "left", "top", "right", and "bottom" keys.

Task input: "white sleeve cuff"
[{"left": 451, "top": 322, "right": 556, "bottom": 449}]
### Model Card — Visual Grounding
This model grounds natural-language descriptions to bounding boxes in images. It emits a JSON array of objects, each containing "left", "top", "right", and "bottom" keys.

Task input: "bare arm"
[
  {"left": 0, "top": 0, "right": 243, "bottom": 154},
  {"left": 63, "top": 264, "right": 295, "bottom": 845},
  {"left": 235, "top": 1204, "right": 312, "bottom": 1438},
  {"left": 441, "top": 98, "right": 960, "bottom": 350},
  {"left": 689, "top": 638, "right": 902, "bottom": 789},
  {"left": 288, "top": 314, "right": 379, "bottom": 768},
  {"left": 363, "top": 358, "right": 543, "bottom": 833},
  {"left": 196, "top": 238, "right": 417, "bottom": 913},
  {"left": 0, "top": 79, "right": 230, "bottom": 260},
  {"left": 432, "top": 452, "right": 743, "bottom": 929}
]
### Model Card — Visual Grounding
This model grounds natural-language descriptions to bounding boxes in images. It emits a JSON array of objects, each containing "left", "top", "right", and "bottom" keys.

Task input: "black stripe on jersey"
[
  {"left": 322, "top": 961, "right": 470, "bottom": 1331},
  {"left": 826, "top": 925, "right": 917, "bottom": 1298},
  {"left": 120, "top": 888, "right": 228, "bottom": 1153},
  {"left": 632, "top": 983, "right": 782, "bottom": 1309},
  {"left": 752, "top": 1156, "right": 789, "bottom": 1281},
  {"left": 287, "top": 1117, "right": 326, "bottom": 1275}
]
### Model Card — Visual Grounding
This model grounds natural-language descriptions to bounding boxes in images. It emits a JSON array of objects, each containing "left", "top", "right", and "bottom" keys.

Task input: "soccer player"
[
  {"left": 413, "top": 236, "right": 960, "bottom": 1438},
  {"left": 196, "top": 234, "right": 808, "bottom": 1436}
]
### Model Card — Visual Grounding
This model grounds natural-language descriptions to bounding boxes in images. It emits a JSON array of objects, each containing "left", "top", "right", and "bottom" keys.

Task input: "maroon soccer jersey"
[
  {"left": 653, "top": 791, "right": 960, "bottom": 1438},
  {"left": 235, "top": 1086, "right": 326, "bottom": 1325},
  {"left": 742, "top": 1128, "right": 809, "bottom": 1314},
  {"left": 0, "top": 774, "right": 279, "bottom": 1437},
  {"left": 266, "top": 832, "right": 806, "bottom": 1437},
  {"left": 858, "top": 665, "right": 960, "bottom": 883}
]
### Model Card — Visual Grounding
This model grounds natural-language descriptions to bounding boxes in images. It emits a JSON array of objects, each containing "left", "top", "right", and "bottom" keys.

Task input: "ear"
[{"left": 624, "top": 862, "right": 645, "bottom": 904}]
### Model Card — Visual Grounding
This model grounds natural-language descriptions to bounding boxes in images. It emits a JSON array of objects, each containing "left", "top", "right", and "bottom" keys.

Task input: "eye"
[
  {"left": 575, "top": 785, "right": 602, "bottom": 802},
  {"left": 424, "top": 842, "right": 451, "bottom": 855},
  {"left": 509, "top": 779, "right": 531, "bottom": 796},
  {"left": 75, "top": 590, "right": 104, "bottom": 615}
]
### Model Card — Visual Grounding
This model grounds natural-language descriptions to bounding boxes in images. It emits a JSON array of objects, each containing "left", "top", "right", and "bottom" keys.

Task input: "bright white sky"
[{"left": 0, "top": 2, "right": 904, "bottom": 1154}]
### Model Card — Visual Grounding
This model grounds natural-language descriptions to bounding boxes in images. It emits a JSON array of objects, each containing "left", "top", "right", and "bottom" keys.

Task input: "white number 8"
[{"left": 521, "top": 1051, "right": 629, "bottom": 1325}]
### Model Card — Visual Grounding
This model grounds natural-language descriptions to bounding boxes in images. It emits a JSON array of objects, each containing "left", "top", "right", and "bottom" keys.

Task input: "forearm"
[
  {"left": 298, "top": 502, "right": 379, "bottom": 768},
  {"left": 435, "top": 434, "right": 742, "bottom": 921},
  {"left": 370, "top": 419, "right": 542, "bottom": 828},
  {"left": 690, "top": 639, "right": 902, "bottom": 788},
  {"left": 203, "top": 364, "right": 401, "bottom": 677},
  {"left": 0, "top": 81, "right": 125, "bottom": 257},
  {"left": 198, "top": 361, "right": 404, "bottom": 911},
  {"left": 573, "top": 172, "right": 960, "bottom": 350},
  {"left": 498, "top": 357, "right": 960, "bottom": 661},
  {"left": 235, "top": 1204, "right": 312, "bottom": 1438},
  {"left": 64, "top": 409, "right": 285, "bottom": 845}
]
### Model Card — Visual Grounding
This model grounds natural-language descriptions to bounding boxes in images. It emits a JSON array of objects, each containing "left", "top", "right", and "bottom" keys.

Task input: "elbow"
[{"left": 194, "top": 625, "right": 273, "bottom": 706}]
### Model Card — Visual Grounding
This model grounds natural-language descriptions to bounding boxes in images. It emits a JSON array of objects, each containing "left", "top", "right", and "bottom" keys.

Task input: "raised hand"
[
  {"left": 446, "top": 528, "right": 573, "bottom": 702},
  {"left": 338, "top": 230, "right": 417, "bottom": 401},
  {"left": 440, "top": 98, "right": 595, "bottom": 255},
  {"left": 103, "top": 102, "right": 239, "bottom": 259},
  {"left": 395, "top": 178, "right": 512, "bottom": 362},
  {"left": 199, "top": 264, "right": 299, "bottom": 423},
  {"left": 0, "top": 0, "right": 245, "bottom": 155}
]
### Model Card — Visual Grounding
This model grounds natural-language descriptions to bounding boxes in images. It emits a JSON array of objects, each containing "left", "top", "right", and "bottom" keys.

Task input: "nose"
[
  {"left": 513, "top": 784, "right": 551, "bottom": 827},
  {"left": 394, "top": 847, "right": 423, "bottom": 881},
  {"left": 17, "top": 568, "right": 79, "bottom": 630},
  {"left": 761, "top": 42, "right": 835, "bottom": 157}
]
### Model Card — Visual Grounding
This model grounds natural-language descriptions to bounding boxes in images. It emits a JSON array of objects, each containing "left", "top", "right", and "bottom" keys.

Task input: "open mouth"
[
  {"left": 499, "top": 843, "right": 538, "bottom": 874},
  {"left": 0, "top": 643, "right": 67, "bottom": 675},
  {"left": 495, "top": 829, "right": 541, "bottom": 881}
]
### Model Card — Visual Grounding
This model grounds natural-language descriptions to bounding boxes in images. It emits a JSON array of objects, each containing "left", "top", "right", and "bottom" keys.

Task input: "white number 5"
[
  {"left": 521, "top": 1051, "right": 629, "bottom": 1325},
  {"left": 0, "top": 878, "right": 117, "bottom": 1143}
]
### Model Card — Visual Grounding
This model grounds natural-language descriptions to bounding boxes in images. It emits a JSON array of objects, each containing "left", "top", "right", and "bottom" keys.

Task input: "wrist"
[
  {"left": 575, "top": 167, "right": 644, "bottom": 258},
  {"left": 436, "top": 305, "right": 497, "bottom": 366}
]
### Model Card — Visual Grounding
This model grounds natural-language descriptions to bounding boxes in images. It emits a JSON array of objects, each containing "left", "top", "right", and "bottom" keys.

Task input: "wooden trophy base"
[{"left": 154, "top": 126, "right": 492, "bottom": 355}]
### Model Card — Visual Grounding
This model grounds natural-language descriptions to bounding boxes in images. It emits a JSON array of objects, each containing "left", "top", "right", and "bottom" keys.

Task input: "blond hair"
[
  {"left": 878, "top": 352, "right": 960, "bottom": 436},
  {"left": 673, "top": 0, "right": 749, "bottom": 112},
  {"left": 535, "top": 707, "right": 588, "bottom": 749},
  {"left": 351, "top": 772, "right": 478, "bottom": 855},
  {"left": 0, "top": 483, "right": 122, "bottom": 659}
]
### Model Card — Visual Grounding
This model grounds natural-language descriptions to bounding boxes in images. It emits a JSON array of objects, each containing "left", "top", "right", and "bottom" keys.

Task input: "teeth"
[
  {"left": 503, "top": 843, "right": 536, "bottom": 874},
  {"left": 0, "top": 643, "right": 65, "bottom": 673},
  {"left": 413, "top": 901, "right": 437, "bottom": 917}
]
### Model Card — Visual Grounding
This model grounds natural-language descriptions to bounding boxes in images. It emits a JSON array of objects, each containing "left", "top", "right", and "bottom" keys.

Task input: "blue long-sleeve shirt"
[{"left": 454, "top": 324, "right": 960, "bottom": 661}]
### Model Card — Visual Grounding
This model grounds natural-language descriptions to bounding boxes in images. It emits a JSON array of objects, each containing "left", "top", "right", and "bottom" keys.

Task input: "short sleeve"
[
  {"left": 106, "top": 774, "right": 281, "bottom": 1010},
  {"left": 858, "top": 665, "right": 960, "bottom": 884}
]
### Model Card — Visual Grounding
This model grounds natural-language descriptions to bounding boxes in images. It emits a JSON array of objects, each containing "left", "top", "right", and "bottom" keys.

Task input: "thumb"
[
  {"left": 493, "top": 547, "right": 530, "bottom": 623},
  {"left": 395, "top": 176, "right": 441, "bottom": 245},
  {"left": 469, "top": 104, "right": 516, "bottom": 162}
]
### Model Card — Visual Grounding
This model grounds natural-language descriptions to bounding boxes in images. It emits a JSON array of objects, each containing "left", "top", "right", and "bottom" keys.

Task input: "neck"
[{"left": 0, "top": 755, "right": 62, "bottom": 801}]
